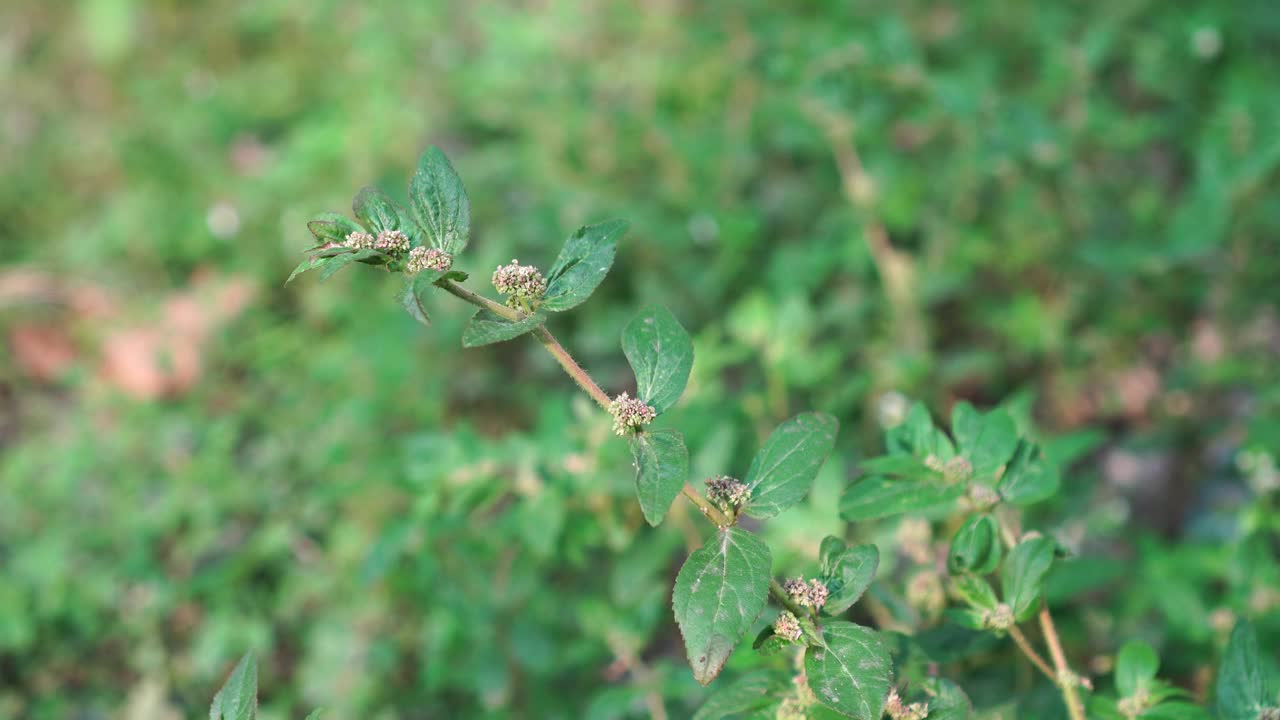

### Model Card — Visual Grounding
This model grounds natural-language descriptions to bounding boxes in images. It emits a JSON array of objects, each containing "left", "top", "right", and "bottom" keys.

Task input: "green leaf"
[
  {"left": 950, "top": 402, "right": 1018, "bottom": 482},
  {"left": 819, "top": 535, "right": 847, "bottom": 576},
  {"left": 318, "top": 248, "right": 382, "bottom": 281},
  {"left": 1216, "top": 621, "right": 1280, "bottom": 720},
  {"left": 742, "top": 412, "right": 838, "bottom": 519},
  {"left": 398, "top": 269, "right": 448, "bottom": 325},
  {"left": 751, "top": 625, "right": 792, "bottom": 656},
  {"left": 822, "top": 544, "right": 879, "bottom": 616},
  {"left": 286, "top": 254, "right": 336, "bottom": 284},
  {"left": 998, "top": 440, "right": 1059, "bottom": 505},
  {"left": 541, "top": 220, "right": 626, "bottom": 312},
  {"left": 672, "top": 527, "right": 772, "bottom": 685},
  {"left": 410, "top": 146, "right": 471, "bottom": 254},
  {"left": 209, "top": 652, "right": 257, "bottom": 720},
  {"left": 305, "top": 212, "right": 361, "bottom": 245},
  {"left": 621, "top": 304, "right": 694, "bottom": 415},
  {"left": 839, "top": 477, "right": 964, "bottom": 521},
  {"left": 1000, "top": 536, "right": 1056, "bottom": 621},
  {"left": 947, "top": 514, "right": 1001, "bottom": 575},
  {"left": 951, "top": 572, "right": 999, "bottom": 611},
  {"left": 630, "top": 429, "right": 689, "bottom": 526},
  {"left": 921, "top": 678, "right": 973, "bottom": 720},
  {"left": 461, "top": 309, "right": 546, "bottom": 347},
  {"left": 692, "top": 670, "right": 785, "bottom": 720},
  {"left": 1116, "top": 640, "right": 1159, "bottom": 697},
  {"left": 858, "top": 454, "right": 937, "bottom": 480},
  {"left": 886, "top": 402, "right": 955, "bottom": 459},
  {"left": 804, "top": 621, "right": 892, "bottom": 719},
  {"left": 303, "top": 711, "right": 324, "bottom": 720},
  {"left": 352, "top": 185, "right": 408, "bottom": 234}
]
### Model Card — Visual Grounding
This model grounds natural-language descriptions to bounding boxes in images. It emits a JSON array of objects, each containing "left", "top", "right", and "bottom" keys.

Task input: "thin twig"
[
  {"left": 1008, "top": 625, "right": 1056, "bottom": 682},
  {"left": 436, "top": 277, "right": 731, "bottom": 532},
  {"left": 681, "top": 484, "right": 733, "bottom": 528},
  {"left": 1040, "top": 605, "right": 1086, "bottom": 720}
]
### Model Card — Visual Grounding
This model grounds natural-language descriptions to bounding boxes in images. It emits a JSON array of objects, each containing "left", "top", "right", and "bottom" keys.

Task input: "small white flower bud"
[
  {"left": 608, "top": 393, "right": 657, "bottom": 436},
  {"left": 344, "top": 231, "right": 376, "bottom": 249},
  {"left": 407, "top": 246, "right": 452, "bottom": 273},
  {"left": 773, "top": 611, "right": 803, "bottom": 642},
  {"left": 374, "top": 229, "right": 410, "bottom": 253}
]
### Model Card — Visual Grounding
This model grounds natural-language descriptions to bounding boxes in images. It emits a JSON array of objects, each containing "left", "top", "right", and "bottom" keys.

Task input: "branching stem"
[
  {"left": 769, "top": 579, "right": 806, "bottom": 618},
  {"left": 1008, "top": 625, "right": 1056, "bottom": 682},
  {"left": 1040, "top": 605, "right": 1087, "bottom": 720},
  {"left": 435, "top": 277, "right": 727, "bottom": 526}
]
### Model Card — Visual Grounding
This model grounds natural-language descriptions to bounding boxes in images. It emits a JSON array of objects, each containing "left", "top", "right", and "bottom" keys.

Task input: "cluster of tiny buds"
[
  {"left": 884, "top": 688, "right": 929, "bottom": 720},
  {"left": 705, "top": 476, "right": 751, "bottom": 512},
  {"left": 492, "top": 259, "right": 548, "bottom": 303},
  {"left": 1258, "top": 708, "right": 1280, "bottom": 720},
  {"left": 344, "top": 230, "right": 376, "bottom": 250},
  {"left": 608, "top": 393, "right": 657, "bottom": 436},
  {"left": 407, "top": 246, "right": 452, "bottom": 273},
  {"left": 925, "top": 454, "right": 973, "bottom": 483},
  {"left": 982, "top": 602, "right": 1015, "bottom": 631},
  {"left": 784, "top": 578, "right": 829, "bottom": 610},
  {"left": 773, "top": 611, "right": 803, "bottom": 642},
  {"left": 966, "top": 483, "right": 1001, "bottom": 510},
  {"left": 1116, "top": 687, "right": 1151, "bottom": 719},
  {"left": 374, "top": 229, "right": 410, "bottom": 253}
]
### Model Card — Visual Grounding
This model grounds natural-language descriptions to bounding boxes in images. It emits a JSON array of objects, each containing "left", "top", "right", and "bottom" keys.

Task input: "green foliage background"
[{"left": 1, "top": 1, "right": 1278, "bottom": 718}]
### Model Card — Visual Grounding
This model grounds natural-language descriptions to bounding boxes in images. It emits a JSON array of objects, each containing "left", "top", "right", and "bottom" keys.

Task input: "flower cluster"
[
  {"left": 407, "top": 246, "right": 452, "bottom": 274},
  {"left": 784, "top": 578, "right": 829, "bottom": 610},
  {"left": 884, "top": 688, "right": 929, "bottom": 720},
  {"left": 344, "top": 230, "right": 376, "bottom": 250},
  {"left": 773, "top": 611, "right": 803, "bottom": 642},
  {"left": 492, "top": 259, "right": 547, "bottom": 304},
  {"left": 966, "top": 483, "right": 1000, "bottom": 510},
  {"left": 1117, "top": 687, "right": 1152, "bottom": 719},
  {"left": 608, "top": 393, "right": 657, "bottom": 435},
  {"left": 374, "top": 229, "right": 410, "bottom": 253},
  {"left": 982, "top": 602, "right": 1014, "bottom": 631},
  {"left": 925, "top": 454, "right": 973, "bottom": 483},
  {"left": 705, "top": 476, "right": 750, "bottom": 512}
]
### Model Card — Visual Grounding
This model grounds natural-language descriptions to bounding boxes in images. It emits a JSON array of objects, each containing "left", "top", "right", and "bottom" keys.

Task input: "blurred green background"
[{"left": 2, "top": 1, "right": 1278, "bottom": 718}]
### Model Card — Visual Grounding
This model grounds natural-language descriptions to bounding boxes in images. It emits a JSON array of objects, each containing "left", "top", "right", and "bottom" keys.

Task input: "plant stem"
[
  {"left": 1008, "top": 625, "right": 1056, "bottom": 682},
  {"left": 1040, "top": 605, "right": 1086, "bottom": 720},
  {"left": 436, "top": 277, "right": 730, "bottom": 528},
  {"left": 769, "top": 579, "right": 806, "bottom": 618},
  {"left": 681, "top": 484, "right": 733, "bottom": 528},
  {"left": 532, "top": 326, "right": 611, "bottom": 410}
]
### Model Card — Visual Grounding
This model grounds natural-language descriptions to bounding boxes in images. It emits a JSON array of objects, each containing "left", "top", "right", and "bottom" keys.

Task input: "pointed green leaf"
[
  {"left": 541, "top": 220, "right": 626, "bottom": 312},
  {"left": 804, "top": 621, "right": 892, "bottom": 719},
  {"left": 1116, "top": 640, "right": 1159, "bottom": 697},
  {"left": 740, "top": 412, "right": 838, "bottom": 519},
  {"left": 631, "top": 429, "right": 689, "bottom": 526},
  {"left": 672, "top": 527, "right": 772, "bottom": 685},
  {"left": 306, "top": 212, "right": 362, "bottom": 245},
  {"left": 823, "top": 543, "right": 879, "bottom": 616},
  {"left": 1143, "top": 702, "right": 1211, "bottom": 720},
  {"left": 461, "top": 309, "right": 545, "bottom": 347},
  {"left": 1000, "top": 536, "right": 1056, "bottom": 621},
  {"left": 209, "top": 652, "right": 257, "bottom": 720},
  {"left": 947, "top": 514, "right": 1001, "bottom": 575},
  {"left": 819, "top": 535, "right": 848, "bottom": 576},
  {"left": 410, "top": 146, "right": 471, "bottom": 254},
  {"left": 286, "top": 254, "right": 334, "bottom": 284},
  {"left": 886, "top": 402, "right": 955, "bottom": 459},
  {"left": 352, "top": 185, "right": 409, "bottom": 234},
  {"left": 622, "top": 304, "right": 693, "bottom": 414},
  {"left": 752, "top": 625, "right": 793, "bottom": 656},
  {"left": 838, "top": 477, "right": 964, "bottom": 521},
  {"left": 1216, "top": 621, "right": 1280, "bottom": 720},
  {"left": 950, "top": 402, "right": 1018, "bottom": 482},
  {"left": 303, "top": 712, "right": 324, "bottom": 720},
  {"left": 998, "top": 440, "right": 1059, "bottom": 505},
  {"left": 692, "top": 670, "right": 786, "bottom": 720},
  {"left": 951, "top": 572, "right": 999, "bottom": 611}
]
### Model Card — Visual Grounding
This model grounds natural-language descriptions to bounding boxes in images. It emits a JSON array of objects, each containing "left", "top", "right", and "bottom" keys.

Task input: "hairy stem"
[
  {"left": 532, "top": 326, "right": 611, "bottom": 410},
  {"left": 1008, "top": 625, "right": 1056, "bottom": 682},
  {"left": 769, "top": 579, "right": 806, "bottom": 618},
  {"left": 1040, "top": 605, "right": 1086, "bottom": 720}
]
